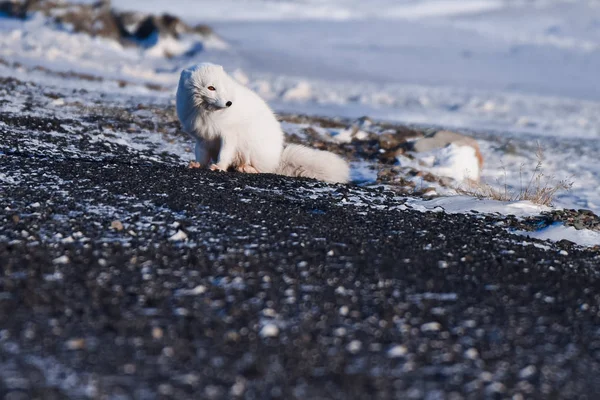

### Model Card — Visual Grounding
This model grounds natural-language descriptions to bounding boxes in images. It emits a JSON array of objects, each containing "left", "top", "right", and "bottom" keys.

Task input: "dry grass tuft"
[{"left": 458, "top": 145, "right": 573, "bottom": 206}]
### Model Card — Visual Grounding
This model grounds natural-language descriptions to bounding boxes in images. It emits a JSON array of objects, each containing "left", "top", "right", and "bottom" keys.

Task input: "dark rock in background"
[{"left": 0, "top": 0, "right": 214, "bottom": 54}]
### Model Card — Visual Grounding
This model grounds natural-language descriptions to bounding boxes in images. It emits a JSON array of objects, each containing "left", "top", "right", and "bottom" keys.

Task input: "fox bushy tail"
[{"left": 276, "top": 144, "right": 350, "bottom": 184}]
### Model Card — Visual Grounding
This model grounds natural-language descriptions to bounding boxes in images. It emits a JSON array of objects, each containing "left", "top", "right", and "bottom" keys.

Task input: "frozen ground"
[
  {"left": 2, "top": 74, "right": 600, "bottom": 399},
  {"left": 3, "top": 2, "right": 600, "bottom": 397}
]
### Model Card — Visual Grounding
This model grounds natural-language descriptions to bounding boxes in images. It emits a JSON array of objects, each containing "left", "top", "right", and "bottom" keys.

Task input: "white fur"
[
  {"left": 277, "top": 144, "right": 350, "bottom": 183},
  {"left": 176, "top": 63, "right": 350, "bottom": 183}
]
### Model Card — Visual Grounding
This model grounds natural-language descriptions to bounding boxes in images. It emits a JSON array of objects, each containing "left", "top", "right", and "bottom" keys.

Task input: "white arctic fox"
[{"left": 176, "top": 63, "right": 350, "bottom": 183}]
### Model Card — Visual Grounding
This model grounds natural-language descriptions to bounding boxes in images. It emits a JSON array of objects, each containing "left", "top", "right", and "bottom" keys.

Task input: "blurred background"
[{"left": 2, "top": 0, "right": 599, "bottom": 132}]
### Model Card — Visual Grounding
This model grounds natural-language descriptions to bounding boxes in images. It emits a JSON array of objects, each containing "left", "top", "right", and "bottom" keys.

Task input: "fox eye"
[{"left": 207, "top": 86, "right": 216, "bottom": 91}]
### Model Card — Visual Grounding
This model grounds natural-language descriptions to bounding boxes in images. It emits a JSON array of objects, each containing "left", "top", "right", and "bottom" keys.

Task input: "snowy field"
[{"left": 1, "top": 0, "right": 600, "bottom": 244}]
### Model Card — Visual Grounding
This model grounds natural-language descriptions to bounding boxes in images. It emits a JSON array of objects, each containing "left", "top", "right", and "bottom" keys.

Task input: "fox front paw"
[
  {"left": 209, "top": 164, "right": 227, "bottom": 172},
  {"left": 236, "top": 164, "right": 259, "bottom": 174},
  {"left": 188, "top": 161, "right": 203, "bottom": 169}
]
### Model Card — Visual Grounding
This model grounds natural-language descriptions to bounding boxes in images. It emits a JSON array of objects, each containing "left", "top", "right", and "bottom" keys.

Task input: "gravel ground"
[{"left": 2, "top": 76, "right": 600, "bottom": 400}]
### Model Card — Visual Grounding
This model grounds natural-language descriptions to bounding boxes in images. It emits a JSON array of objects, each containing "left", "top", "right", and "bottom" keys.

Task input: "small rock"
[
  {"left": 52, "top": 255, "right": 69, "bottom": 265},
  {"left": 262, "top": 308, "right": 277, "bottom": 317},
  {"left": 485, "top": 382, "right": 506, "bottom": 395},
  {"left": 123, "top": 363, "right": 136, "bottom": 374},
  {"left": 464, "top": 348, "right": 479, "bottom": 360},
  {"left": 169, "top": 230, "right": 188, "bottom": 241},
  {"left": 518, "top": 365, "right": 536, "bottom": 379},
  {"left": 378, "top": 132, "right": 402, "bottom": 150},
  {"left": 260, "top": 324, "right": 279, "bottom": 338},
  {"left": 66, "top": 338, "right": 86, "bottom": 350},
  {"left": 110, "top": 220, "right": 124, "bottom": 231},
  {"left": 225, "top": 330, "right": 240, "bottom": 343},
  {"left": 334, "top": 327, "right": 347, "bottom": 337},
  {"left": 230, "top": 378, "right": 246, "bottom": 396},
  {"left": 152, "top": 327, "right": 164, "bottom": 340},
  {"left": 347, "top": 340, "right": 362, "bottom": 354},
  {"left": 421, "top": 322, "right": 441, "bottom": 332},
  {"left": 387, "top": 345, "right": 408, "bottom": 358},
  {"left": 188, "top": 284, "right": 206, "bottom": 295}
]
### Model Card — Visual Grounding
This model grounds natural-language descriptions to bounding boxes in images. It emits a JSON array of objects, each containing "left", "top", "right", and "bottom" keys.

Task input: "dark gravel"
[{"left": 1, "top": 77, "right": 600, "bottom": 400}]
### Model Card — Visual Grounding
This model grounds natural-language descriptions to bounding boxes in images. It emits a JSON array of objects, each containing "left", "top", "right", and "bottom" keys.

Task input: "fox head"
[{"left": 176, "top": 63, "right": 236, "bottom": 132}]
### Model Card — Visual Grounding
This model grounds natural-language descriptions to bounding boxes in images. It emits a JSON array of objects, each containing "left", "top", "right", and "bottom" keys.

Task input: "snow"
[
  {"left": 406, "top": 195, "right": 550, "bottom": 217},
  {"left": 408, "top": 196, "right": 600, "bottom": 247},
  {"left": 516, "top": 223, "right": 600, "bottom": 248},
  {"left": 281, "top": 81, "right": 313, "bottom": 101},
  {"left": 398, "top": 143, "right": 481, "bottom": 182},
  {"left": 432, "top": 144, "right": 480, "bottom": 181},
  {"left": 350, "top": 162, "right": 379, "bottom": 184},
  {"left": 114, "top": 0, "right": 505, "bottom": 22}
]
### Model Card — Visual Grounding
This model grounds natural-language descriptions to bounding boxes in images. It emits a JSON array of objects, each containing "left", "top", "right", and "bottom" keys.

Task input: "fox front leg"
[
  {"left": 188, "top": 139, "right": 212, "bottom": 169},
  {"left": 210, "top": 138, "right": 236, "bottom": 172}
]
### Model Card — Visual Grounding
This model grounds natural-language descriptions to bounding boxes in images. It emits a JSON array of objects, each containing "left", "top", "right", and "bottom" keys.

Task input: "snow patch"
[
  {"left": 399, "top": 143, "right": 480, "bottom": 182},
  {"left": 515, "top": 223, "right": 600, "bottom": 248},
  {"left": 406, "top": 196, "right": 549, "bottom": 217}
]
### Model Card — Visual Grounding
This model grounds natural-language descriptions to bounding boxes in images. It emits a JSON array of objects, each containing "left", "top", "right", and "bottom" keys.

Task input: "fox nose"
[{"left": 226, "top": 101, "right": 232, "bottom": 107}]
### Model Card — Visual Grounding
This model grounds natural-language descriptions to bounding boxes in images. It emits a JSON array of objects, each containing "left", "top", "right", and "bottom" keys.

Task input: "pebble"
[
  {"left": 334, "top": 327, "right": 347, "bottom": 337},
  {"left": 52, "top": 255, "right": 69, "bottom": 265},
  {"left": 179, "top": 285, "right": 207, "bottom": 296},
  {"left": 66, "top": 338, "right": 86, "bottom": 350},
  {"left": 110, "top": 220, "right": 124, "bottom": 231},
  {"left": 464, "top": 348, "right": 479, "bottom": 360},
  {"left": 421, "top": 322, "right": 441, "bottom": 332},
  {"left": 347, "top": 340, "right": 362, "bottom": 354},
  {"left": 518, "top": 365, "right": 536, "bottom": 379},
  {"left": 169, "top": 230, "right": 188, "bottom": 241},
  {"left": 260, "top": 324, "right": 279, "bottom": 338},
  {"left": 387, "top": 345, "right": 408, "bottom": 358},
  {"left": 230, "top": 379, "right": 246, "bottom": 397},
  {"left": 152, "top": 327, "right": 164, "bottom": 340},
  {"left": 124, "top": 363, "right": 136, "bottom": 374}
]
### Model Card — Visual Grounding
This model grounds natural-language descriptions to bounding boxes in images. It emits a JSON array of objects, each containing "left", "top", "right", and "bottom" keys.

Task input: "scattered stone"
[
  {"left": 123, "top": 363, "right": 136, "bottom": 374},
  {"left": 518, "top": 365, "right": 537, "bottom": 379},
  {"left": 387, "top": 345, "right": 408, "bottom": 358},
  {"left": 464, "top": 348, "right": 479, "bottom": 360},
  {"left": 152, "top": 327, "right": 164, "bottom": 340},
  {"left": 110, "top": 220, "right": 124, "bottom": 231},
  {"left": 378, "top": 132, "right": 403, "bottom": 150},
  {"left": 176, "top": 284, "right": 206, "bottom": 296},
  {"left": 52, "top": 255, "right": 69, "bottom": 265},
  {"left": 65, "top": 338, "right": 86, "bottom": 350},
  {"left": 347, "top": 340, "right": 362, "bottom": 354},
  {"left": 259, "top": 324, "right": 279, "bottom": 338},
  {"left": 421, "top": 322, "right": 442, "bottom": 332},
  {"left": 230, "top": 378, "right": 246, "bottom": 397},
  {"left": 168, "top": 230, "right": 188, "bottom": 241}
]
